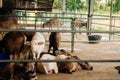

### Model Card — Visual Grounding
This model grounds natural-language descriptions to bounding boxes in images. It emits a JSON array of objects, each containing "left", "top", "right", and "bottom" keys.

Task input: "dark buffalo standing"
[
  {"left": 23, "top": 31, "right": 36, "bottom": 42},
  {"left": 48, "top": 32, "right": 61, "bottom": 55}
]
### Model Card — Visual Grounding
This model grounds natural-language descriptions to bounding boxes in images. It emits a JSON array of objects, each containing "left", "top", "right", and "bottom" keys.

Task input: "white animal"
[
  {"left": 57, "top": 54, "right": 71, "bottom": 60},
  {"left": 31, "top": 32, "right": 45, "bottom": 59},
  {"left": 38, "top": 53, "right": 71, "bottom": 74},
  {"left": 40, "top": 54, "right": 58, "bottom": 74}
]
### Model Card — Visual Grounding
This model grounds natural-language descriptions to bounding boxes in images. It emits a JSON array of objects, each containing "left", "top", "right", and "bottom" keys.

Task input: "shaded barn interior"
[
  {"left": 0, "top": 0, "right": 54, "bottom": 11},
  {"left": 14, "top": 0, "right": 54, "bottom": 11}
]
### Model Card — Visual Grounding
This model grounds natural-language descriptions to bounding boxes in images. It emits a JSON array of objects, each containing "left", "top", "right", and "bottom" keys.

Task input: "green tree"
[
  {"left": 113, "top": 0, "right": 120, "bottom": 13},
  {"left": 106, "top": 0, "right": 111, "bottom": 6},
  {"left": 66, "top": 0, "right": 84, "bottom": 11},
  {"left": 53, "top": 0, "right": 62, "bottom": 10}
]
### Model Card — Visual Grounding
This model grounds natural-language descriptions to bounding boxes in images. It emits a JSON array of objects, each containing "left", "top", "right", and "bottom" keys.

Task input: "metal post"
[
  {"left": 74, "top": 0, "right": 76, "bottom": 17},
  {"left": 35, "top": 13, "right": 37, "bottom": 30},
  {"left": 71, "top": 0, "right": 76, "bottom": 52},
  {"left": 24, "top": 1, "right": 28, "bottom": 27},
  {"left": 71, "top": 20, "right": 75, "bottom": 52},
  {"left": 109, "top": 0, "right": 113, "bottom": 40},
  {"left": 62, "top": 0, "right": 66, "bottom": 25},
  {"left": 35, "top": 0, "right": 37, "bottom": 30},
  {"left": 62, "top": 0, "right": 66, "bottom": 14},
  {"left": 113, "top": 17, "right": 115, "bottom": 40},
  {"left": 87, "top": 0, "right": 94, "bottom": 35}
]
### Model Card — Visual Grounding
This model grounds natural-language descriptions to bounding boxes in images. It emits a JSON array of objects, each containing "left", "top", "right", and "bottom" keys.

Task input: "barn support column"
[
  {"left": 0, "top": 0, "right": 2, "bottom": 8},
  {"left": 24, "top": 1, "right": 28, "bottom": 27},
  {"left": 62, "top": 0, "right": 66, "bottom": 13},
  {"left": 62, "top": 0, "right": 66, "bottom": 25},
  {"left": 35, "top": 0, "right": 38, "bottom": 30},
  {"left": 87, "top": 0, "right": 94, "bottom": 35},
  {"left": 71, "top": 20, "right": 75, "bottom": 52},
  {"left": 71, "top": 0, "right": 77, "bottom": 52},
  {"left": 109, "top": 0, "right": 113, "bottom": 40}
]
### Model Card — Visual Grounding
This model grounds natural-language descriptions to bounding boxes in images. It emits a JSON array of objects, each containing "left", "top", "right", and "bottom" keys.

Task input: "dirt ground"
[{"left": 37, "top": 33, "right": 120, "bottom": 80}]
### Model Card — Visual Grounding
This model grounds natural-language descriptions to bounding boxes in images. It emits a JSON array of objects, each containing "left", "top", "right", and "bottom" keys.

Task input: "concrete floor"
[{"left": 37, "top": 33, "right": 120, "bottom": 80}]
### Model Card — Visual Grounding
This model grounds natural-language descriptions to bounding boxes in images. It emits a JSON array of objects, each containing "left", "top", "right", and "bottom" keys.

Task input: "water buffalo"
[
  {"left": 42, "top": 18, "right": 62, "bottom": 30},
  {"left": 48, "top": 32, "right": 61, "bottom": 55}
]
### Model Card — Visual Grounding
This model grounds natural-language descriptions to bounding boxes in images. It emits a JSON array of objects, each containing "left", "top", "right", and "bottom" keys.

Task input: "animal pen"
[{"left": 0, "top": 0, "right": 120, "bottom": 80}]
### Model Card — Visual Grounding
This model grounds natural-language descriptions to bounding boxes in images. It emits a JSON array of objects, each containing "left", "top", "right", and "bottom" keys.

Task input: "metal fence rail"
[
  {"left": 1, "top": 29, "right": 120, "bottom": 52},
  {"left": 0, "top": 59, "right": 120, "bottom": 63},
  {"left": 0, "top": 29, "right": 120, "bottom": 33},
  {"left": 60, "top": 40, "right": 120, "bottom": 43}
]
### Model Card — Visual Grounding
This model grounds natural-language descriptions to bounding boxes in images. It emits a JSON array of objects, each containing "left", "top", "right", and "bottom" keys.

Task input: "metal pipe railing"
[
  {"left": 0, "top": 29, "right": 120, "bottom": 33},
  {"left": 0, "top": 59, "right": 120, "bottom": 63}
]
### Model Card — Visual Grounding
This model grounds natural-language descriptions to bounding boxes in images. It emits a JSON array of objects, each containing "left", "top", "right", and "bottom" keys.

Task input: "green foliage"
[
  {"left": 106, "top": 0, "right": 111, "bottom": 6},
  {"left": 53, "top": 0, "right": 120, "bottom": 14},
  {"left": 99, "top": 5, "right": 104, "bottom": 10},
  {"left": 66, "top": 0, "right": 84, "bottom": 11},
  {"left": 113, "top": 0, "right": 120, "bottom": 13},
  {"left": 53, "top": 0, "right": 62, "bottom": 10}
]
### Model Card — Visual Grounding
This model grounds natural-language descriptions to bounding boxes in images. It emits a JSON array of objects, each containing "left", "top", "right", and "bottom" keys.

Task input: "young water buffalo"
[
  {"left": 36, "top": 52, "right": 71, "bottom": 74},
  {"left": 36, "top": 53, "right": 56, "bottom": 74},
  {"left": 0, "top": 31, "right": 27, "bottom": 79},
  {"left": 58, "top": 49, "right": 93, "bottom": 74},
  {"left": 0, "top": 31, "right": 26, "bottom": 60},
  {"left": 58, "top": 56, "right": 93, "bottom": 74},
  {"left": 71, "top": 18, "right": 87, "bottom": 36},
  {"left": 48, "top": 32, "right": 61, "bottom": 55},
  {"left": 71, "top": 18, "right": 87, "bottom": 30},
  {"left": 23, "top": 32, "right": 45, "bottom": 59},
  {"left": 0, "top": 20, "right": 22, "bottom": 40},
  {"left": 0, "top": 9, "right": 21, "bottom": 40},
  {"left": 58, "top": 59, "right": 81, "bottom": 74},
  {"left": 12, "top": 44, "right": 38, "bottom": 80},
  {"left": 42, "top": 18, "right": 62, "bottom": 30},
  {"left": 0, "top": 20, "right": 21, "bottom": 29}
]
